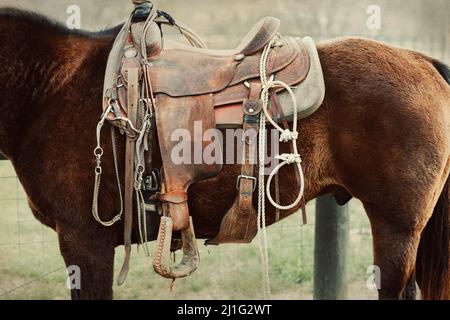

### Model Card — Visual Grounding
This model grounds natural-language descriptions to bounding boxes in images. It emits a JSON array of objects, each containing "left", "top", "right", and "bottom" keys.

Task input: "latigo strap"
[{"left": 117, "top": 67, "right": 139, "bottom": 285}]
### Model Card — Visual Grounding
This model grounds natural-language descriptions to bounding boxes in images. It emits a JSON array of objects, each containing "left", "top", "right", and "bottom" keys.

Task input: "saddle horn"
[{"left": 152, "top": 216, "right": 199, "bottom": 279}]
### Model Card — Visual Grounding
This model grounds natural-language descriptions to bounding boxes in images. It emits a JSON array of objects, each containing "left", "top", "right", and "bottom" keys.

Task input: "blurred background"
[{"left": 0, "top": 0, "right": 448, "bottom": 299}]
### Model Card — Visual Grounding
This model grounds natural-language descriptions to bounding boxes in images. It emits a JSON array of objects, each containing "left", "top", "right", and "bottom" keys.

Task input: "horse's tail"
[
  {"left": 416, "top": 172, "right": 450, "bottom": 300},
  {"left": 415, "top": 59, "right": 450, "bottom": 300},
  {"left": 430, "top": 59, "right": 450, "bottom": 85}
]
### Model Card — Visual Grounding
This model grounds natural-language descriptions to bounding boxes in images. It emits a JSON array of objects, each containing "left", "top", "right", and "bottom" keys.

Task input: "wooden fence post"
[{"left": 313, "top": 195, "right": 349, "bottom": 299}]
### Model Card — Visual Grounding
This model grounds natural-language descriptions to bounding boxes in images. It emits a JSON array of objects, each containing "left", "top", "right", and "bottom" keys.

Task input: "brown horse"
[{"left": 0, "top": 8, "right": 449, "bottom": 300}]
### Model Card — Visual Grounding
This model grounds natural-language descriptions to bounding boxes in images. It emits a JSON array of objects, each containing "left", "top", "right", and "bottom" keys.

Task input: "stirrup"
[{"left": 153, "top": 216, "right": 199, "bottom": 279}]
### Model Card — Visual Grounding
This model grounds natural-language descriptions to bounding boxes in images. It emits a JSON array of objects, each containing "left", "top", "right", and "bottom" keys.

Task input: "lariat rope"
[
  {"left": 257, "top": 36, "right": 306, "bottom": 299},
  {"left": 259, "top": 39, "right": 305, "bottom": 210},
  {"left": 257, "top": 110, "right": 271, "bottom": 299}
]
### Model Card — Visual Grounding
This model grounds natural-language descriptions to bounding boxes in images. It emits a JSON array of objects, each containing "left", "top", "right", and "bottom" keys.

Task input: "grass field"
[{"left": 0, "top": 161, "right": 377, "bottom": 300}]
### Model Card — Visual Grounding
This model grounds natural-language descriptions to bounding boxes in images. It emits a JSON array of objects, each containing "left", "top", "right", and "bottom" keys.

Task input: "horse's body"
[{"left": 0, "top": 9, "right": 449, "bottom": 300}]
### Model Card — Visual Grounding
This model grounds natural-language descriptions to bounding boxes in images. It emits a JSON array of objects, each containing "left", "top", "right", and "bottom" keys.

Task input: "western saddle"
[{"left": 92, "top": 1, "right": 321, "bottom": 284}]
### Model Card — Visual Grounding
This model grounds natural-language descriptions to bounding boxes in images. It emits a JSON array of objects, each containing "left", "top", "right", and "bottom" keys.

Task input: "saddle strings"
[{"left": 257, "top": 36, "right": 306, "bottom": 299}]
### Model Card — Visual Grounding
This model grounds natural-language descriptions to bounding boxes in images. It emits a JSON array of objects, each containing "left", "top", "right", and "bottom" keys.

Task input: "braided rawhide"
[{"left": 153, "top": 216, "right": 199, "bottom": 279}]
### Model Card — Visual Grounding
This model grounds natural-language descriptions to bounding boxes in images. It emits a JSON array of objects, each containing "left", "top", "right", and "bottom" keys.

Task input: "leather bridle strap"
[{"left": 117, "top": 67, "right": 139, "bottom": 285}]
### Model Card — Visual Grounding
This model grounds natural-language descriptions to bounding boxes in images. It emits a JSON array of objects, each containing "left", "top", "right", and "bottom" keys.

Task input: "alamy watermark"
[
  {"left": 366, "top": 265, "right": 381, "bottom": 290},
  {"left": 66, "top": 5, "right": 81, "bottom": 30},
  {"left": 170, "top": 121, "right": 281, "bottom": 174},
  {"left": 366, "top": 5, "right": 381, "bottom": 31},
  {"left": 66, "top": 265, "right": 81, "bottom": 290}
]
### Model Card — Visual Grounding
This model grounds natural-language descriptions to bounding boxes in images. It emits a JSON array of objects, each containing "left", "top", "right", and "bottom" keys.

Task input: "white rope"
[
  {"left": 259, "top": 40, "right": 305, "bottom": 211},
  {"left": 258, "top": 112, "right": 271, "bottom": 299},
  {"left": 279, "top": 129, "right": 298, "bottom": 142},
  {"left": 255, "top": 36, "right": 306, "bottom": 299}
]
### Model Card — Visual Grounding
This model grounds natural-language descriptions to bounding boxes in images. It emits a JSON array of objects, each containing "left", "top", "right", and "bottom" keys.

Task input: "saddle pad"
[{"left": 278, "top": 36, "right": 325, "bottom": 120}]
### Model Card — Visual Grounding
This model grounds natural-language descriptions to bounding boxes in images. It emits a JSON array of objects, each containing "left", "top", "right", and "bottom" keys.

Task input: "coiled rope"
[{"left": 257, "top": 36, "right": 305, "bottom": 299}]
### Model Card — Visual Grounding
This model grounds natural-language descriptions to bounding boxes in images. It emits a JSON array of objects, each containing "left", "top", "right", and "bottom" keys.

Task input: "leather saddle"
[
  {"left": 107, "top": 16, "right": 310, "bottom": 128},
  {"left": 97, "top": 2, "right": 319, "bottom": 283}
]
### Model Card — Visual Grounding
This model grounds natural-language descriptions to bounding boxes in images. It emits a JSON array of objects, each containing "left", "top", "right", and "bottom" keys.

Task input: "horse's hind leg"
[
  {"left": 361, "top": 162, "right": 449, "bottom": 299},
  {"left": 56, "top": 226, "right": 115, "bottom": 300},
  {"left": 363, "top": 206, "right": 424, "bottom": 300}
]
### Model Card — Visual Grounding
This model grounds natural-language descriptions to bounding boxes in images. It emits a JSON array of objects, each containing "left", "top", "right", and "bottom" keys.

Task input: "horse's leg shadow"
[{"left": 56, "top": 225, "right": 116, "bottom": 300}]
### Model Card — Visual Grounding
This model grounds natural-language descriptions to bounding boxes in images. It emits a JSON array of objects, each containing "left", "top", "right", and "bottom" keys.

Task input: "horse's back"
[{"left": 316, "top": 37, "right": 450, "bottom": 206}]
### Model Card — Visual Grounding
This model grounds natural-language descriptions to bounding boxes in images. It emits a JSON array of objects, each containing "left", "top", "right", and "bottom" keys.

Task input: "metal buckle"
[
  {"left": 236, "top": 175, "right": 257, "bottom": 192},
  {"left": 143, "top": 170, "right": 159, "bottom": 191}
]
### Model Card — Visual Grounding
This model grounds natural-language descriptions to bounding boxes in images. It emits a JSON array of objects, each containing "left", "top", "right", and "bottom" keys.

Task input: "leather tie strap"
[{"left": 117, "top": 66, "right": 139, "bottom": 285}]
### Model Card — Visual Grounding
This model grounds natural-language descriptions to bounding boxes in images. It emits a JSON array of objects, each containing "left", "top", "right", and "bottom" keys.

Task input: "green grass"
[{"left": 0, "top": 161, "right": 377, "bottom": 300}]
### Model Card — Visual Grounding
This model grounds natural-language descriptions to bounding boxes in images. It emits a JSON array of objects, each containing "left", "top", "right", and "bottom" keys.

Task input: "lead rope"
[
  {"left": 258, "top": 110, "right": 271, "bottom": 299},
  {"left": 257, "top": 37, "right": 306, "bottom": 299},
  {"left": 257, "top": 40, "right": 272, "bottom": 300}
]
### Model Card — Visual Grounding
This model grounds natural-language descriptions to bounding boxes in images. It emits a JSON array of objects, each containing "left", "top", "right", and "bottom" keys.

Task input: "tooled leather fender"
[{"left": 155, "top": 94, "right": 223, "bottom": 231}]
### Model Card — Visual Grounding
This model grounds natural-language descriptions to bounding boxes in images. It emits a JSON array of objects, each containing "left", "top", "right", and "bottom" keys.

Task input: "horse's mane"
[{"left": 0, "top": 7, "right": 122, "bottom": 38}]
